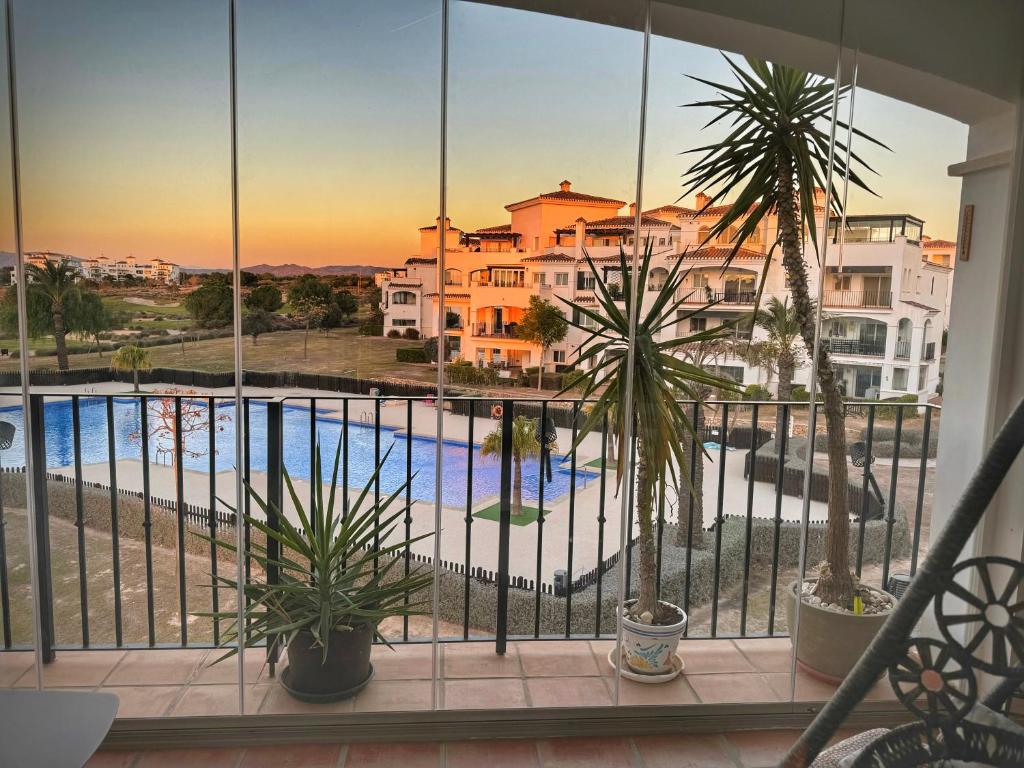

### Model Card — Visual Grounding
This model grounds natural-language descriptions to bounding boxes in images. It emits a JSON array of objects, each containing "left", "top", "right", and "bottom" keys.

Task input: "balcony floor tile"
[
  {"left": 15, "top": 650, "right": 126, "bottom": 688},
  {"left": 536, "top": 737, "right": 634, "bottom": 768},
  {"left": 370, "top": 643, "right": 435, "bottom": 680},
  {"left": 259, "top": 682, "right": 354, "bottom": 715},
  {"left": 443, "top": 643, "right": 522, "bottom": 678},
  {"left": 526, "top": 676, "right": 611, "bottom": 708},
  {"left": 675, "top": 640, "right": 754, "bottom": 675},
  {"left": 168, "top": 683, "right": 265, "bottom": 717},
  {"left": 725, "top": 729, "right": 803, "bottom": 768},
  {"left": 732, "top": 638, "right": 795, "bottom": 673},
  {"left": 343, "top": 742, "right": 440, "bottom": 768},
  {"left": 238, "top": 743, "right": 344, "bottom": 768},
  {"left": 515, "top": 641, "right": 601, "bottom": 677},
  {"left": 106, "top": 684, "right": 182, "bottom": 718},
  {"left": 633, "top": 734, "right": 735, "bottom": 768},
  {"left": 104, "top": 649, "right": 207, "bottom": 687},
  {"left": 0, "top": 651, "right": 36, "bottom": 687},
  {"left": 352, "top": 678, "right": 433, "bottom": 712},
  {"left": 606, "top": 675, "right": 700, "bottom": 706},
  {"left": 135, "top": 747, "right": 244, "bottom": 768},
  {"left": 444, "top": 677, "right": 528, "bottom": 709},
  {"left": 686, "top": 672, "right": 780, "bottom": 704},
  {"left": 444, "top": 740, "right": 540, "bottom": 768}
]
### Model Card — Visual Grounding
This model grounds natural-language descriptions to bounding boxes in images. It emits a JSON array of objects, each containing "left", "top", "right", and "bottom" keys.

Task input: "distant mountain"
[{"left": 183, "top": 263, "right": 387, "bottom": 277}]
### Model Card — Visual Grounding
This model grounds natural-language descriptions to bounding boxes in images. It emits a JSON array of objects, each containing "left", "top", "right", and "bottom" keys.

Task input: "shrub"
[
  {"left": 402, "top": 327, "right": 420, "bottom": 340},
  {"left": 446, "top": 359, "right": 498, "bottom": 386},
  {"left": 386, "top": 329, "right": 402, "bottom": 338},
  {"left": 396, "top": 347, "right": 429, "bottom": 364},
  {"left": 790, "top": 385, "right": 822, "bottom": 402},
  {"left": 561, "top": 369, "right": 587, "bottom": 391},
  {"left": 874, "top": 394, "right": 920, "bottom": 421},
  {"left": 743, "top": 383, "right": 772, "bottom": 401}
]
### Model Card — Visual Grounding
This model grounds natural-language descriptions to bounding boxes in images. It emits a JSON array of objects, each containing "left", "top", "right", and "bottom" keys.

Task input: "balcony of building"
[{"left": 676, "top": 268, "right": 758, "bottom": 307}]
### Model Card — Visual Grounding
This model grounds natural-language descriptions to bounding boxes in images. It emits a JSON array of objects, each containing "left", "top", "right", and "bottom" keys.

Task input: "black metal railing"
[
  {"left": 828, "top": 337, "right": 887, "bottom": 357},
  {"left": 924, "top": 340, "right": 936, "bottom": 360},
  {"left": 0, "top": 391, "right": 937, "bottom": 662}
]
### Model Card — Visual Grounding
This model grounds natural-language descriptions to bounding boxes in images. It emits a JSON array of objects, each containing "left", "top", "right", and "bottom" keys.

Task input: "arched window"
[
  {"left": 896, "top": 318, "right": 912, "bottom": 358},
  {"left": 697, "top": 225, "right": 711, "bottom": 244},
  {"left": 444, "top": 268, "right": 462, "bottom": 286},
  {"left": 647, "top": 267, "right": 669, "bottom": 292},
  {"left": 392, "top": 291, "right": 416, "bottom": 305}
]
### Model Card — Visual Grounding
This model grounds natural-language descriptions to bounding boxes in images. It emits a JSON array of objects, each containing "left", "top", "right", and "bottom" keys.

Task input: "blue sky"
[{"left": 0, "top": 0, "right": 967, "bottom": 267}]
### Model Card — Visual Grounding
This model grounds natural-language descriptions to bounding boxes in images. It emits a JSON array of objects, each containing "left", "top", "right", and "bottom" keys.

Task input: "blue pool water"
[{"left": 0, "top": 398, "right": 591, "bottom": 508}]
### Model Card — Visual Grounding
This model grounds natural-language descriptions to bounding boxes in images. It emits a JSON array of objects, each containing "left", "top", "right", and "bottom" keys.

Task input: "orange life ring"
[{"left": 491, "top": 403, "right": 503, "bottom": 420}]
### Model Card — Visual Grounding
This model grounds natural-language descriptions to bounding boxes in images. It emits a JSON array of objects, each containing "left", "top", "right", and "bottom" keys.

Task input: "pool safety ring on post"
[{"left": 491, "top": 404, "right": 503, "bottom": 420}]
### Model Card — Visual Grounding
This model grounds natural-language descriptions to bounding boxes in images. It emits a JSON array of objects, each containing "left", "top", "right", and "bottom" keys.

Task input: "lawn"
[
  {"left": 473, "top": 502, "right": 545, "bottom": 526},
  {"left": 0, "top": 327, "right": 437, "bottom": 383},
  {"left": 102, "top": 296, "right": 191, "bottom": 319}
]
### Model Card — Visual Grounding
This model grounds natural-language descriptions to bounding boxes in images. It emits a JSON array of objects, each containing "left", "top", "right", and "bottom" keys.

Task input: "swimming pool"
[{"left": 0, "top": 398, "right": 593, "bottom": 509}]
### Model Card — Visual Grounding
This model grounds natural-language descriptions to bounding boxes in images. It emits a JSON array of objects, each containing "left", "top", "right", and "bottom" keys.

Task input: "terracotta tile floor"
[
  {"left": 2, "top": 637, "right": 897, "bottom": 718},
  {"left": 87, "top": 730, "right": 827, "bottom": 767}
]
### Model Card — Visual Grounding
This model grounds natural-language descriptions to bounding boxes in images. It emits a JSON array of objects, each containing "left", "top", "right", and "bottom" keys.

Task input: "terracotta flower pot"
[{"left": 784, "top": 579, "right": 895, "bottom": 683}]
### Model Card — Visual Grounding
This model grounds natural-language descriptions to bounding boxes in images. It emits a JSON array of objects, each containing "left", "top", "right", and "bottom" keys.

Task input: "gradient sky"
[{"left": 0, "top": 0, "right": 967, "bottom": 268}]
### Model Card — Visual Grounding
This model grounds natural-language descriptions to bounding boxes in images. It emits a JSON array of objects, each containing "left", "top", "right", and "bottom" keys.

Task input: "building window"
[
  {"left": 553, "top": 350, "right": 566, "bottom": 363},
  {"left": 393, "top": 319, "right": 416, "bottom": 327},
  {"left": 577, "top": 273, "right": 596, "bottom": 290},
  {"left": 893, "top": 367, "right": 909, "bottom": 391},
  {"left": 534, "top": 272, "right": 547, "bottom": 286},
  {"left": 833, "top": 274, "right": 852, "bottom": 291},
  {"left": 658, "top": 237, "right": 666, "bottom": 246},
  {"left": 392, "top": 291, "right": 416, "bottom": 305},
  {"left": 690, "top": 317, "right": 707, "bottom": 332},
  {"left": 692, "top": 273, "right": 709, "bottom": 288},
  {"left": 555, "top": 272, "right": 569, "bottom": 286}
]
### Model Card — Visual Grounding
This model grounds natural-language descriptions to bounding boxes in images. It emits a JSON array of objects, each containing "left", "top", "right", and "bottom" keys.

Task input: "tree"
[
  {"left": 292, "top": 296, "right": 328, "bottom": 359},
  {"left": 183, "top": 280, "right": 233, "bottom": 328},
  {"left": 333, "top": 289, "right": 358, "bottom": 320},
  {"left": 244, "top": 284, "right": 283, "bottom": 313},
  {"left": 25, "top": 260, "right": 80, "bottom": 370},
  {"left": 563, "top": 245, "right": 738, "bottom": 622},
  {"left": 243, "top": 309, "right": 275, "bottom": 345},
  {"left": 240, "top": 270, "right": 259, "bottom": 288},
  {"left": 129, "top": 389, "right": 228, "bottom": 468},
  {"left": 674, "top": 335, "right": 737, "bottom": 548},
  {"left": 480, "top": 415, "right": 544, "bottom": 517},
  {"left": 111, "top": 344, "right": 152, "bottom": 392},
  {"left": 75, "top": 290, "right": 111, "bottom": 358},
  {"left": 683, "top": 57, "right": 886, "bottom": 605},
  {"left": 516, "top": 295, "right": 569, "bottom": 390},
  {"left": 747, "top": 297, "right": 803, "bottom": 438}
]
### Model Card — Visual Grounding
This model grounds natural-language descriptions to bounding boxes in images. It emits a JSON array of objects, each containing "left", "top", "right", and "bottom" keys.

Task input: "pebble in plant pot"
[{"left": 197, "top": 439, "right": 433, "bottom": 702}]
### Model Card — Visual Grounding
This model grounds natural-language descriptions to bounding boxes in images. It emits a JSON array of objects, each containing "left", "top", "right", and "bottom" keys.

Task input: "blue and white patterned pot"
[{"left": 620, "top": 600, "right": 687, "bottom": 676}]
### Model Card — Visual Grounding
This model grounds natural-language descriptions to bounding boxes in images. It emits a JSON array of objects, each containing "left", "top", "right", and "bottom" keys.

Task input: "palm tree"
[
  {"left": 681, "top": 57, "right": 886, "bottom": 605},
  {"left": 563, "top": 244, "right": 738, "bottom": 622},
  {"left": 480, "top": 415, "right": 544, "bottom": 517},
  {"left": 111, "top": 344, "right": 152, "bottom": 392},
  {"left": 748, "top": 297, "right": 803, "bottom": 437},
  {"left": 26, "top": 260, "right": 79, "bottom": 371},
  {"left": 674, "top": 335, "right": 736, "bottom": 548}
]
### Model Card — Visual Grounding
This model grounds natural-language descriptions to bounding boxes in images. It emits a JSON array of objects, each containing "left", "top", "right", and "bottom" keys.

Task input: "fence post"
[
  {"left": 266, "top": 400, "right": 284, "bottom": 669},
  {"left": 28, "top": 394, "right": 55, "bottom": 663},
  {"left": 495, "top": 399, "right": 513, "bottom": 655}
]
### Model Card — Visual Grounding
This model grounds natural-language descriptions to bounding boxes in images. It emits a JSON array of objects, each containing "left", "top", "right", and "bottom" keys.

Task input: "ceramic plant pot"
[{"left": 619, "top": 599, "right": 687, "bottom": 677}]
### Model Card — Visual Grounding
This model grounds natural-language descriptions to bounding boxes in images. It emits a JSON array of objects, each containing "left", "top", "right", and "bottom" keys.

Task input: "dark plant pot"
[{"left": 282, "top": 624, "right": 374, "bottom": 701}]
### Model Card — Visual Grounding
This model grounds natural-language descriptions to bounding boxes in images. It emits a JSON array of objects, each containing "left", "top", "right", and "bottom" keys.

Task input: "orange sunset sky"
[{"left": 0, "top": 1, "right": 967, "bottom": 270}]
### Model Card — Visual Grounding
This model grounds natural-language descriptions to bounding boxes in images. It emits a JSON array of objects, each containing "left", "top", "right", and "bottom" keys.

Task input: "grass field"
[
  {"left": 0, "top": 327, "right": 437, "bottom": 383},
  {"left": 102, "top": 296, "right": 191, "bottom": 318}
]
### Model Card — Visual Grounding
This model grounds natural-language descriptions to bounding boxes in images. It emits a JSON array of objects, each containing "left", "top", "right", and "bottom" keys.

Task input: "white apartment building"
[
  {"left": 11, "top": 252, "right": 181, "bottom": 285},
  {"left": 378, "top": 181, "right": 952, "bottom": 402}
]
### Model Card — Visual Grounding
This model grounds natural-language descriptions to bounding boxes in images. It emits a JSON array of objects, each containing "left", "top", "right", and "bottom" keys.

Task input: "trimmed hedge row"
[{"left": 395, "top": 347, "right": 429, "bottom": 364}]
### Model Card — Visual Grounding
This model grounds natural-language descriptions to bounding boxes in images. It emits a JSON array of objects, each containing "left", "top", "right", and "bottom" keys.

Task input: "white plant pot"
[{"left": 619, "top": 600, "right": 687, "bottom": 676}]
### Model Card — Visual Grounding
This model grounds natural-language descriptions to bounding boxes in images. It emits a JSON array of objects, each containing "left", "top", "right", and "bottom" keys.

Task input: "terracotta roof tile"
[
  {"left": 922, "top": 239, "right": 956, "bottom": 248},
  {"left": 405, "top": 257, "right": 437, "bottom": 265},
  {"left": 643, "top": 204, "right": 697, "bottom": 217},
  {"left": 520, "top": 252, "right": 577, "bottom": 263},
  {"left": 555, "top": 215, "right": 677, "bottom": 233},
  {"left": 670, "top": 246, "right": 767, "bottom": 261},
  {"left": 505, "top": 183, "right": 625, "bottom": 210}
]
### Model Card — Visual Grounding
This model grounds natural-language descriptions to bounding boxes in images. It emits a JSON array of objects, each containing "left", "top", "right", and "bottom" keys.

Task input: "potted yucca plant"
[
  {"left": 201, "top": 439, "right": 433, "bottom": 701},
  {"left": 562, "top": 243, "right": 738, "bottom": 678}
]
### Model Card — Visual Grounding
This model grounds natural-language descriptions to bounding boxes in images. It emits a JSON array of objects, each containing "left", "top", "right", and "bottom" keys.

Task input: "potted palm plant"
[
  {"left": 202, "top": 439, "right": 433, "bottom": 701},
  {"left": 683, "top": 57, "right": 895, "bottom": 679},
  {"left": 563, "top": 243, "right": 737, "bottom": 678}
]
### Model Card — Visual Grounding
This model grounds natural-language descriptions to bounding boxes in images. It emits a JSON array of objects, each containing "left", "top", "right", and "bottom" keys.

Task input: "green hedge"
[{"left": 396, "top": 347, "right": 429, "bottom": 363}]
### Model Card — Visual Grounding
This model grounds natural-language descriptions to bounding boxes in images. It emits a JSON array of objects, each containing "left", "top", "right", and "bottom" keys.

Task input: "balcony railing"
[
  {"left": 829, "top": 337, "right": 887, "bottom": 357},
  {"left": 680, "top": 290, "right": 757, "bottom": 305},
  {"left": 0, "top": 382, "right": 935, "bottom": 660},
  {"left": 472, "top": 323, "right": 520, "bottom": 339},
  {"left": 823, "top": 290, "right": 893, "bottom": 309},
  {"left": 894, "top": 339, "right": 911, "bottom": 359}
]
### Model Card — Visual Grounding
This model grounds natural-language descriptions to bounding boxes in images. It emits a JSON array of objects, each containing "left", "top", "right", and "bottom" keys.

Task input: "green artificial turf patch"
[{"left": 473, "top": 502, "right": 545, "bottom": 526}]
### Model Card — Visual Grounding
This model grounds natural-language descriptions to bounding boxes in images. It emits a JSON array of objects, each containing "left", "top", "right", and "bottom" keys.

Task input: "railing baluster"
[
  {"left": 767, "top": 403, "right": 789, "bottom": 636},
  {"left": 910, "top": 406, "right": 932, "bottom": 576},
  {"left": 340, "top": 399, "right": 349, "bottom": 519},
  {"left": 373, "top": 397, "right": 381, "bottom": 576},
  {"left": 593, "top": 411, "right": 607, "bottom": 638},
  {"left": 106, "top": 397, "right": 123, "bottom": 647},
  {"left": 174, "top": 397, "right": 186, "bottom": 646},
  {"left": 683, "top": 401, "right": 697, "bottom": 637},
  {"left": 309, "top": 397, "right": 316, "bottom": 516},
  {"left": 856, "top": 406, "right": 876, "bottom": 576},
  {"left": 242, "top": 399, "right": 252, "bottom": 629},
  {"left": 205, "top": 396, "right": 218, "bottom": 647},
  {"left": 495, "top": 399, "right": 513, "bottom": 654},
  {"left": 404, "top": 399, "right": 412, "bottom": 641},
  {"left": 29, "top": 394, "right": 55, "bottom": 662},
  {"left": 71, "top": 396, "right": 89, "bottom": 647},
  {"left": 740, "top": 402, "right": 758, "bottom": 636},
  {"left": 711, "top": 403, "right": 728, "bottom": 637},
  {"left": 265, "top": 401, "right": 283, "bottom": 667},
  {"left": 465, "top": 400, "right": 475, "bottom": 640},
  {"left": 564, "top": 401, "right": 579, "bottom": 638},
  {"left": 0, "top": 445, "right": 10, "bottom": 649},
  {"left": 881, "top": 407, "right": 904, "bottom": 588}
]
